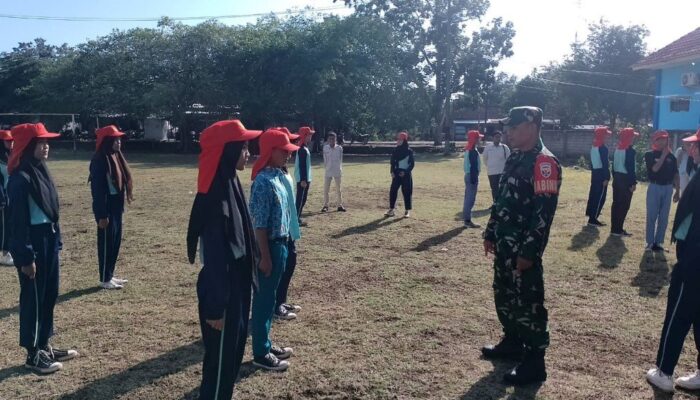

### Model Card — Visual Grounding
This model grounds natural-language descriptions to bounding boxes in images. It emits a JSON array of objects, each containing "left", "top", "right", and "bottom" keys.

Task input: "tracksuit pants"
[
  {"left": 463, "top": 175, "right": 478, "bottom": 223},
  {"left": 251, "top": 239, "right": 288, "bottom": 358},
  {"left": 586, "top": 175, "right": 608, "bottom": 221},
  {"left": 646, "top": 183, "right": 673, "bottom": 246},
  {"left": 389, "top": 173, "right": 413, "bottom": 210},
  {"left": 198, "top": 262, "right": 252, "bottom": 400},
  {"left": 611, "top": 173, "right": 634, "bottom": 234},
  {"left": 323, "top": 176, "right": 343, "bottom": 207},
  {"left": 655, "top": 242, "right": 700, "bottom": 375},
  {"left": 488, "top": 174, "right": 502, "bottom": 203},
  {"left": 295, "top": 183, "right": 310, "bottom": 219},
  {"left": 18, "top": 224, "right": 60, "bottom": 350},
  {"left": 1, "top": 207, "right": 10, "bottom": 253},
  {"left": 97, "top": 212, "right": 123, "bottom": 283},
  {"left": 276, "top": 240, "right": 297, "bottom": 310}
]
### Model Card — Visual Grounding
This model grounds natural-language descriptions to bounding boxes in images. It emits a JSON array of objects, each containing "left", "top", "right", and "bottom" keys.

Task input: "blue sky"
[{"left": 1, "top": 0, "right": 697, "bottom": 77}]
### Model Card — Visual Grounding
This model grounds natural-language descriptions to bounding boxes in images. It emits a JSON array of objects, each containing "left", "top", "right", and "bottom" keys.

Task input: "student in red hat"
[
  {"left": 585, "top": 126, "right": 612, "bottom": 227},
  {"left": 294, "top": 126, "right": 315, "bottom": 226},
  {"left": 385, "top": 131, "right": 415, "bottom": 218},
  {"left": 611, "top": 128, "right": 639, "bottom": 237},
  {"left": 249, "top": 129, "right": 299, "bottom": 372},
  {"left": 7, "top": 123, "right": 78, "bottom": 374},
  {"left": 647, "top": 129, "right": 700, "bottom": 393},
  {"left": 186, "top": 120, "right": 262, "bottom": 399},
  {"left": 643, "top": 130, "right": 680, "bottom": 252},
  {"left": 0, "top": 129, "right": 14, "bottom": 266},
  {"left": 89, "top": 125, "right": 134, "bottom": 290},
  {"left": 462, "top": 130, "right": 483, "bottom": 228}
]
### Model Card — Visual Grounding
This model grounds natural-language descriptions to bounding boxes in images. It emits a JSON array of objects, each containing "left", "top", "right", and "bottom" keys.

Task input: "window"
[{"left": 670, "top": 97, "right": 690, "bottom": 112}]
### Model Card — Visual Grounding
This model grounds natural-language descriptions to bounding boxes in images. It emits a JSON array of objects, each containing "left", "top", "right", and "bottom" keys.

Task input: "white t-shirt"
[
  {"left": 482, "top": 143, "right": 511, "bottom": 176},
  {"left": 323, "top": 144, "right": 343, "bottom": 178}
]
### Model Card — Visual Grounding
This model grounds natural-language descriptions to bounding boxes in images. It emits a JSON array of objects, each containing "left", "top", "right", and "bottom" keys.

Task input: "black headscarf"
[
  {"left": 0, "top": 143, "right": 9, "bottom": 163},
  {"left": 187, "top": 141, "right": 260, "bottom": 269},
  {"left": 92, "top": 136, "right": 133, "bottom": 199},
  {"left": 16, "top": 139, "right": 59, "bottom": 222},
  {"left": 391, "top": 139, "right": 410, "bottom": 165}
]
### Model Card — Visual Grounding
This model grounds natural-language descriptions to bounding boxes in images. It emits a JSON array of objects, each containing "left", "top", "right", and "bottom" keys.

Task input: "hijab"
[
  {"left": 16, "top": 139, "right": 60, "bottom": 222},
  {"left": 93, "top": 136, "right": 133, "bottom": 200},
  {"left": 392, "top": 133, "right": 411, "bottom": 163}
]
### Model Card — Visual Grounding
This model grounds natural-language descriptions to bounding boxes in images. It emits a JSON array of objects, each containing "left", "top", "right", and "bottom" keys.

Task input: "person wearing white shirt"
[
  {"left": 482, "top": 132, "right": 511, "bottom": 202},
  {"left": 676, "top": 134, "right": 697, "bottom": 196},
  {"left": 322, "top": 132, "right": 346, "bottom": 212}
]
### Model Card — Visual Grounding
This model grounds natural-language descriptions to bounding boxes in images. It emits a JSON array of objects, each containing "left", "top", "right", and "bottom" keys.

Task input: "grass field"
[{"left": 0, "top": 150, "right": 694, "bottom": 400}]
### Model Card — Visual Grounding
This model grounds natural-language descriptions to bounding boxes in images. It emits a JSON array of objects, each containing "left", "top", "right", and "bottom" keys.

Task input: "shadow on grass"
[
  {"left": 0, "top": 365, "right": 29, "bottom": 384},
  {"left": 413, "top": 227, "right": 466, "bottom": 252},
  {"left": 568, "top": 225, "right": 600, "bottom": 251},
  {"left": 59, "top": 341, "right": 203, "bottom": 400},
  {"left": 455, "top": 209, "right": 491, "bottom": 222},
  {"left": 180, "top": 362, "right": 257, "bottom": 400},
  {"left": 631, "top": 251, "right": 670, "bottom": 298},
  {"left": 460, "top": 358, "right": 543, "bottom": 400},
  {"left": 331, "top": 217, "right": 402, "bottom": 239},
  {"left": 0, "top": 286, "right": 101, "bottom": 321},
  {"left": 596, "top": 235, "right": 628, "bottom": 269}
]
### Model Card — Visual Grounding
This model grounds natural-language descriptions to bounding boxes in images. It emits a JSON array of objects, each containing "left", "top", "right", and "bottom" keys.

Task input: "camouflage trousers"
[{"left": 492, "top": 254, "right": 549, "bottom": 352}]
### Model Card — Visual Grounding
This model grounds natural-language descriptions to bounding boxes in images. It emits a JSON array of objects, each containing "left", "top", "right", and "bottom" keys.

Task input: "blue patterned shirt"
[{"left": 250, "top": 167, "right": 291, "bottom": 240}]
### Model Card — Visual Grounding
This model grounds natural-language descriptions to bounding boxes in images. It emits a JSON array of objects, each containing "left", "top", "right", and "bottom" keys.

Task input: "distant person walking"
[
  {"left": 585, "top": 126, "right": 612, "bottom": 227},
  {"left": 294, "top": 127, "right": 315, "bottom": 226},
  {"left": 610, "top": 128, "right": 639, "bottom": 237},
  {"left": 385, "top": 131, "right": 414, "bottom": 218},
  {"left": 0, "top": 130, "right": 14, "bottom": 266},
  {"left": 644, "top": 130, "right": 680, "bottom": 252},
  {"left": 463, "top": 130, "right": 483, "bottom": 228},
  {"left": 322, "top": 132, "right": 346, "bottom": 212},
  {"left": 482, "top": 131, "right": 510, "bottom": 202}
]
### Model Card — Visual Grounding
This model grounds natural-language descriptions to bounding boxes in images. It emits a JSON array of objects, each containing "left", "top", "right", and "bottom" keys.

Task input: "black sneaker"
[
  {"left": 253, "top": 353, "right": 289, "bottom": 371},
  {"left": 321, "top": 206, "right": 328, "bottom": 213},
  {"left": 282, "top": 303, "right": 302, "bottom": 313},
  {"left": 481, "top": 336, "right": 524, "bottom": 360},
  {"left": 44, "top": 345, "right": 79, "bottom": 362},
  {"left": 25, "top": 350, "right": 63, "bottom": 374},
  {"left": 587, "top": 219, "right": 605, "bottom": 227},
  {"left": 652, "top": 244, "right": 666, "bottom": 253},
  {"left": 337, "top": 206, "right": 347, "bottom": 212},
  {"left": 503, "top": 351, "right": 547, "bottom": 386},
  {"left": 270, "top": 344, "right": 294, "bottom": 360},
  {"left": 274, "top": 306, "right": 297, "bottom": 321},
  {"left": 621, "top": 230, "right": 633, "bottom": 237},
  {"left": 464, "top": 221, "right": 481, "bottom": 229}
]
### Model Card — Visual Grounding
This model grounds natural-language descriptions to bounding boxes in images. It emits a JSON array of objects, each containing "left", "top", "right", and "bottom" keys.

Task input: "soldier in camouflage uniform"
[{"left": 481, "top": 107, "right": 562, "bottom": 385}]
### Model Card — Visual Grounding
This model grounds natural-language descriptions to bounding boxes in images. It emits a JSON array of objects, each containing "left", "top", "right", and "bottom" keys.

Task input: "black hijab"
[
  {"left": 0, "top": 144, "right": 9, "bottom": 163},
  {"left": 17, "top": 139, "right": 59, "bottom": 222},
  {"left": 187, "top": 141, "right": 260, "bottom": 270},
  {"left": 391, "top": 139, "right": 410, "bottom": 164}
]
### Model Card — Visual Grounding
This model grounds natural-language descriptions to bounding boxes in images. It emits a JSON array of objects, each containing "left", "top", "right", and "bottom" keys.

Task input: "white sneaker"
[
  {"left": 676, "top": 370, "right": 700, "bottom": 390},
  {"left": 404, "top": 211, "right": 411, "bottom": 218},
  {"left": 385, "top": 209, "right": 395, "bottom": 217},
  {"left": 0, "top": 253, "right": 13, "bottom": 266},
  {"left": 645, "top": 244, "right": 653, "bottom": 252},
  {"left": 111, "top": 277, "right": 128, "bottom": 285},
  {"left": 100, "top": 281, "right": 123, "bottom": 290},
  {"left": 647, "top": 367, "right": 674, "bottom": 393}
]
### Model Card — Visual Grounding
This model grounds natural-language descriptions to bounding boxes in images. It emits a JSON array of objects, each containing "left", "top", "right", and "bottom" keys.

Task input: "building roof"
[{"left": 633, "top": 27, "right": 700, "bottom": 70}]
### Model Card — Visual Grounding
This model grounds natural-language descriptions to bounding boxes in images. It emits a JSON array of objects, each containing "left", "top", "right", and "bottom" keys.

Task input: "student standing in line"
[
  {"left": 585, "top": 126, "right": 612, "bottom": 227},
  {"left": 385, "top": 131, "right": 414, "bottom": 218},
  {"left": 187, "top": 120, "right": 262, "bottom": 400},
  {"left": 8, "top": 123, "right": 78, "bottom": 374},
  {"left": 294, "top": 126, "right": 315, "bottom": 226},
  {"left": 462, "top": 130, "right": 483, "bottom": 228},
  {"left": 482, "top": 131, "right": 510, "bottom": 203},
  {"left": 89, "top": 126, "right": 134, "bottom": 290},
  {"left": 0, "top": 130, "right": 14, "bottom": 266},
  {"left": 646, "top": 130, "right": 700, "bottom": 393},
  {"left": 322, "top": 132, "right": 346, "bottom": 212},
  {"left": 249, "top": 129, "right": 299, "bottom": 371},
  {"left": 644, "top": 131, "right": 680, "bottom": 253},
  {"left": 610, "top": 127, "right": 639, "bottom": 237},
  {"left": 676, "top": 133, "right": 697, "bottom": 196}
]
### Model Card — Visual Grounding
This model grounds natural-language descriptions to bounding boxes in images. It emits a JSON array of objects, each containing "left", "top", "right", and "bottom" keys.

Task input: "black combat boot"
[
  {"left": 503, "top": 350, "right": 547, "bottom": 385},
  {"left": 481, "top": 336, "right": 524, "bottom": 360}
]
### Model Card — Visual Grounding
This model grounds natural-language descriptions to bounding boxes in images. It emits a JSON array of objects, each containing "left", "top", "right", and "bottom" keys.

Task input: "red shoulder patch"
[{"left": 534, "top": 155, "right": 559, "bottom": 195}]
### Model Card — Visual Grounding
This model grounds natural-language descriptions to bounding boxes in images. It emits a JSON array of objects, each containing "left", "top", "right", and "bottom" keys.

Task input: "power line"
[
  {"left": 0, "top": 6, "right": 347, "bottom": 22},
  {"left": 532, "top": 77, "right": 700, "bottom": 103}
]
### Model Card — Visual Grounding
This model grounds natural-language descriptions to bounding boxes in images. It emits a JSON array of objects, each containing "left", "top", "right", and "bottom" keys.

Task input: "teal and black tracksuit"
[
  {"left": 586, "top": 145, "right": 610, "bottom": 221},
  {"left": 389, "top": 146, "right": 415, "bottom": 210},
  {"left": 611, "top": 147, "right": 637, "bottom": 234},
  {"left": 294, "top": 144, "right": 312, "bottom": 219},
  {"left": 0, "top": 159, "right": 10, "bottom": 254}
]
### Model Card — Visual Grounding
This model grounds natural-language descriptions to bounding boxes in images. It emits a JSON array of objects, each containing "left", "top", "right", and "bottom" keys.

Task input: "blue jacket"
[
  {"left": 590, "top": 146, "right": 611, "bottom": 182},
  {"left": 464, "top": 149, "right": 480, "bottom": 184}
]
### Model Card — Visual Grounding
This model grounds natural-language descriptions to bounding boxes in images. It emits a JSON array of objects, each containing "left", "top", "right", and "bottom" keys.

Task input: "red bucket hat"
[
  {"left": 682, "top": 128, "right": 700, "bottom": 143},
  {"left": 95, "top": 125, "right": 126, "bottom": 151},
  {"left": 8, "top": 123, "right": 60, "bottom": 174},
  {"left": 465, "top": 130, "right": 483, "bottom": 150},
  {"left": 275, "top": 127, "right": 300, "bottom": 141},
  {"left": 398, "top": 131, "right": 409, "bottom": 142},
  {"left": 593, "top": 126, "right": 612, "bottom": 147},
  {"left": 651, "top": 130, "right": 670, "bottom": 151},
  {"left": 617, "top": 128, "right": 639, "bottom": 150},
  {"left": 197, "top": 120, "right": 262, "bottom": 194},
  {"left": 0, "top": 130, "right": 13, "bottom": 141},
  {"left": 297, "top": 126, "right": 315, "bottom": 142},
  {"left": 251, "top": 129, "right": 300, "bottom": 180}
]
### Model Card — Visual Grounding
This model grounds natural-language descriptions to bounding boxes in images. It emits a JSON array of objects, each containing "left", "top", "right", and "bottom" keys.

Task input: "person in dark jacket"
[
  {"left": 585, "top": 126, "right": 612, "bottom": 227},
  {"left": 294, "top": 126, "right": 315, "bottom": 226},
  {"left": 90, "top": 126, "right": 134, "bottom": 290},
  {"left": 186, "top": 120, "right": 262, "bottom": 399},
  {"left": 646, "top": 129, "right": 700, "bottom": 393},
  {"left": 0, "top": 129, "right": 14, "bottom": 266},
  {"left": 385, "top": 131, "right": 415, "bottom": 218},
  {"left": 463, "top": 130, "right": 483, "bottom": 228},
  {"left": 610, "top": 127, "right": 639, "bottom": 237},
  {"left": 8, "top": 123, "right": 78, "bottom": 374}
]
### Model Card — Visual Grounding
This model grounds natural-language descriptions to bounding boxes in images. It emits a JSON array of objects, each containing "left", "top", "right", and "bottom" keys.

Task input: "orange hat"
[
  {"left": 8, "top": 123, "right": 60, "bottom": 174},
  {"left": 0, "top": 130, "right": 12, "bottom": 141},
  {"left": 617, "top": 128, "right": 639, "bottom": 150},
  {"left": 297, "top": 126, "right": 315, "bottom": 142},
  {"left": 95, "top": 125, "right": 126, "bottom": 151},
  {"left": 465, "top": 130, "right": 484, "bottom": 150},
  {"left": 197, "top": 120, "right": 262, "bottom": 194},
  {"left": 251, "top": 129, "right": 300, "bottom": 180},
  {"left": 682, "top": 128, "right": 700, "bottom": 143},
  {"left": 398, "top": 131, "right": 409, "bottom": 142},
  {"left": 275, "top": 127, "right": 300, "bottom": 141},
  {"left": 593, "top": 126, "right": 611, "bottom": 147}
]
